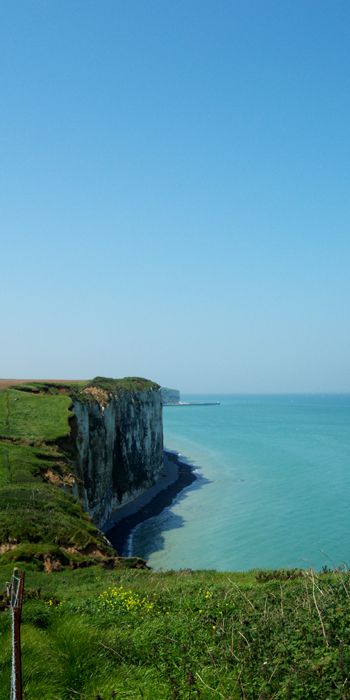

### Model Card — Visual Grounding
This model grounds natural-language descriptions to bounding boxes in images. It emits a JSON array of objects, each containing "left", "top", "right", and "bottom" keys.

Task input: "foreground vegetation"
[
  {"left": 1, "top": 379, "right": 350, "bottom": 698},
  {"left": 1, "top": 563, "right": 350, "bottom": 699}
]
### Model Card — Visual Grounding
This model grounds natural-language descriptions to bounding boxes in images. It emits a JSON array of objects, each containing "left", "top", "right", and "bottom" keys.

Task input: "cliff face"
[{"left": 72, "top": 386, "right": 164, "bottom": 529}]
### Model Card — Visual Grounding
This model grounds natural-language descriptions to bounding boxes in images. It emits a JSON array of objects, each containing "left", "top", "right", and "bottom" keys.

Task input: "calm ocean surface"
[{"left": 131, "top": 395, "right": 350, "bottom": 571}]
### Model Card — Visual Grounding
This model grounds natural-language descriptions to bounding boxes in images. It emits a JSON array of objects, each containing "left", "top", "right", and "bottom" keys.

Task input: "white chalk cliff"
[{"left": 71, "top": 384, "right": 164, "bottom": 529}]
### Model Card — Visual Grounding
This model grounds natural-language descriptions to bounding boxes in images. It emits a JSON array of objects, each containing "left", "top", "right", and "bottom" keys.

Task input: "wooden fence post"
[{"left": 10, "top": 568, "right": 25, "bottom": 700}]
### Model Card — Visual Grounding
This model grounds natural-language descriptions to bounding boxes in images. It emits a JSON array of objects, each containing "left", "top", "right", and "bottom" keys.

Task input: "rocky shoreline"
[{"left": 105, "top": 449, "right": 197, "bottom": 556}]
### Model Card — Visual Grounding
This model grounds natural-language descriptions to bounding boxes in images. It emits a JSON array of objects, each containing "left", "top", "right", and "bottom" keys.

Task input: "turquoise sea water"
[{"left": 131, "top": 395, "right": 350, "bottom": 571}]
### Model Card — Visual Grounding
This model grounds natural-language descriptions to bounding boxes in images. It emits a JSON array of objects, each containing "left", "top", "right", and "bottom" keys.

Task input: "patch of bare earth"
[
  {"left": 43, "top": 468, "right": 77, "bottom": 487},
  {"left": 0, "top": 543, "right": 17, "bottom": 554},
  {"left": 65, "top": 544, "right": 107, "bottom": 560},
  {"left": 82, "top": 386, "right": 109, "bottom": 406},
  {"left": 43, "top": 556, "right": 62, "bottom": 573}
]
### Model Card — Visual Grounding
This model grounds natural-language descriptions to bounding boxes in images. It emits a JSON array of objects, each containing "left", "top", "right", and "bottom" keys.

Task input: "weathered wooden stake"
[{"left": 11, "top": 568, "right": 25, "bottom": 700}]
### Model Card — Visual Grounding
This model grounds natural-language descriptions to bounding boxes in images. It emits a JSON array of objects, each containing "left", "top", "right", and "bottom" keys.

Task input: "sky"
[{"left": 1, "top": 0, "right": 350, "bottom": 393}]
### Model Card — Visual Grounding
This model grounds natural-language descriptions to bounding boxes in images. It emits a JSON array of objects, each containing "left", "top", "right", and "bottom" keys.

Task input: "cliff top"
[
  {"left": 88, "top": 376, "right": 160, "bottom": 394},
  {"left": 2, "top": 376, "right": 160, "bottom": 398}
]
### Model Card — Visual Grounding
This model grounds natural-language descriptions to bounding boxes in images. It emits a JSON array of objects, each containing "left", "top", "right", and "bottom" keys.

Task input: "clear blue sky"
[{"left": 1, "top": 1, "right": 349, "bottom": 392}]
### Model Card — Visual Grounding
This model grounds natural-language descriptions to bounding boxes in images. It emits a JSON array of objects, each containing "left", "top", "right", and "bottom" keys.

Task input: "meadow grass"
[
  {"left": 0, "top": 389, "right": 72, "bottom": 441},
  {"left": 1, "top": 564, "right": 350, "bottom": 699}
]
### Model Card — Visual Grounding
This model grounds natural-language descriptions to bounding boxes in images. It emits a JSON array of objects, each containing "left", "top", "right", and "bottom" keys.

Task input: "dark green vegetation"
[
  {"left": 1, "top": 380, "right": 350, "bottom": 698},
  {"left": 1, "top": 564, "right": 350, "bottom": 699},
  {"left": 0, "top": 388, "right": 72, "bottom": 440},
  {"left": 89, "top": 376, "right": 160, "bottom": 393}
]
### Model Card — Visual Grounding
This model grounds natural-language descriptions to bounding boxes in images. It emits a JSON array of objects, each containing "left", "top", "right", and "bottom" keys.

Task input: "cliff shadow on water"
[{"left": 106, "top": 450, "right": 211, "bottom": 558}]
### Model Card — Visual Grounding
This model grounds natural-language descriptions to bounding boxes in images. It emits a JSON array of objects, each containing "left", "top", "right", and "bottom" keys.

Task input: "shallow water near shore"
[{"left": 131, "top": 394, "right": 350, "bottom": 571}]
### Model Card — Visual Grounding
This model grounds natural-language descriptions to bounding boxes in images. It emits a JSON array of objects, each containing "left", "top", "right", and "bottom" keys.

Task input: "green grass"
[
  {"left": 89, "top": 376, "right": 160, "bottom": 393},
  {"left": 13, "top": 380, "right": 89, "bottom": 395},
  {"left": 0, "top": 389, "right": 72, "bottom": 441},
  {"left": 1, "top": 565, "right": 350, "bottom": 699},
  {"left": 0, "top": 481, "right": 107, "bottom": 551},
  {"left": 0, "top": 441, "right": 65, "bottom": 485}
]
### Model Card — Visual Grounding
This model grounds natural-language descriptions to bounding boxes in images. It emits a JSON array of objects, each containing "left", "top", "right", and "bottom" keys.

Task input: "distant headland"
[{"left": 161, "top": 386, "right": 220, "bottom": 406}]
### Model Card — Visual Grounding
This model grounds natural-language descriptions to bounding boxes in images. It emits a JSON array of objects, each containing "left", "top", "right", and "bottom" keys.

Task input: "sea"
[{"left": 130, "top": 394, "right": 350, "bottom": 572}]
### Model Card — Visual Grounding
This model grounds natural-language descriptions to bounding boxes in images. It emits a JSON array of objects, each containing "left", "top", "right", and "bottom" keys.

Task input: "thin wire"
[
  {"left": 10, "top": 607, "right": 16, "bottom": 700},
  {"left": 10, "top": 571, "right": 21, "bottom": 700},
  {"left": 11, "top": 575, "right": 20, "bottom": 609}
]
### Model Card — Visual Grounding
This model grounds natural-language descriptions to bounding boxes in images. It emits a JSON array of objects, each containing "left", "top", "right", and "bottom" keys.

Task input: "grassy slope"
[
  {"left": 1, "top": 380, "right": 350, "bottom": 698},
  {"left": 0, "top": 389, "right": 72, "bottom": 440},
  {"left": 1, "top": 564, "right": 350, "bottom": 699}
]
